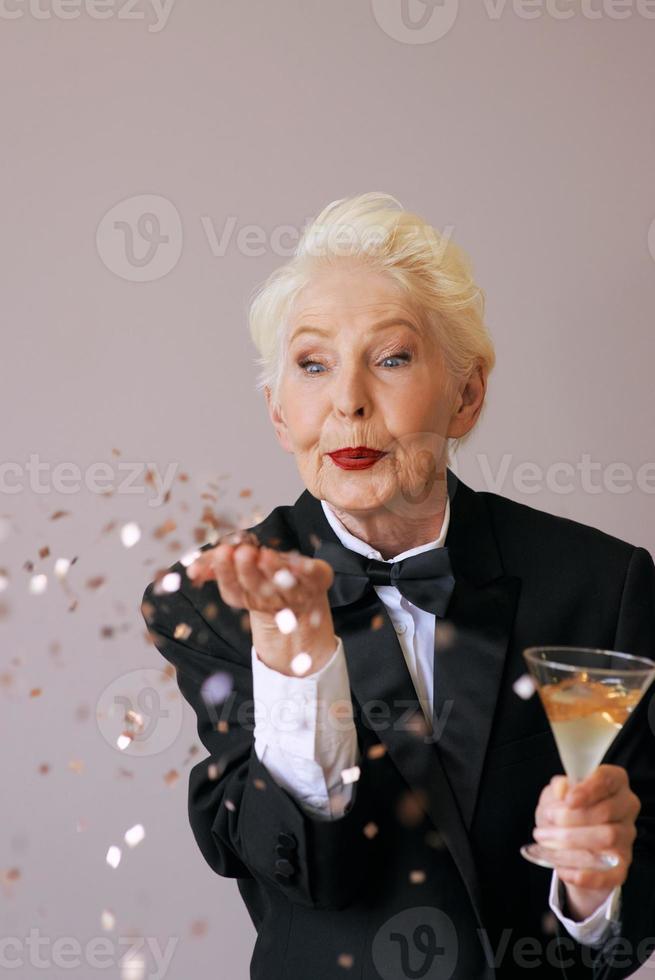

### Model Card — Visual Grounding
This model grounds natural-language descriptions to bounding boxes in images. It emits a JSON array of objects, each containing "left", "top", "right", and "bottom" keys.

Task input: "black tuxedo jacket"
[{"left": 141, "top": 469, "right": 655, "bottom": 980}]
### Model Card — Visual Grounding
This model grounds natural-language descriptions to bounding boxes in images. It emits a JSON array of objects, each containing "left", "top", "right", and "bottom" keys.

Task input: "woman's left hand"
[{"left": 532, "top": 764, "right": 640, "bottom": 918}]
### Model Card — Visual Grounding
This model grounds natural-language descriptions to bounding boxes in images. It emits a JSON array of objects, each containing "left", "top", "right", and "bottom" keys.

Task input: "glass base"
[{"left": 520, "top": 842, "right": 620, "bottom": 871}]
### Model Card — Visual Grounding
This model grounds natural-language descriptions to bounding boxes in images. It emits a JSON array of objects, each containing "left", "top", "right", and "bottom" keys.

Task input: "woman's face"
[{"left": 265, "top": 263, "right": 482, "bottom": 523}]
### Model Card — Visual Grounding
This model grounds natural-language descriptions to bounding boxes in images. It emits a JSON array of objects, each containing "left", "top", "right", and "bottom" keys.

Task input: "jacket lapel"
[{"left": 291, "top": 468, "right": 521, "bottom": 923}]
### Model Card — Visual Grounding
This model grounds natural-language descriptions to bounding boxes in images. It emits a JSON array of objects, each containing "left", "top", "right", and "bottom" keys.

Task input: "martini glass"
[{"left": 519, "top": 645, "right": 655, "bottom": 871}]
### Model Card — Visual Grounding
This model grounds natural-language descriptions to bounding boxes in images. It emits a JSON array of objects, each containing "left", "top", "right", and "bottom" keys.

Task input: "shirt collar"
[{"left": 319, "top": 493, "right": 450, "bottom": 563}]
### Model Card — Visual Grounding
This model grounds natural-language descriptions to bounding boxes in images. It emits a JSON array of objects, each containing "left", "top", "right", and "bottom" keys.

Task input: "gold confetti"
[
  {"left": 174, "top": 622, "right": 192, "bottom": 641},
  {"left": 337, "top": 953, "right": 354, "bottom": 969},
  {"left": 409, "top": 869, "right": 426, "bottom": 884},
  {"left": 363, "top": 822, "right": 379, "bottom": 840},
  {"left": 164, "top": 769, "right": 179, "bottom": 787},
  {"left": 366, "top": 743, "right": 387, "bottom": 760},
  {"left": 153, "top": 519, "right": 177, "bottom": 539},
  {"left": 396, "top": 789, "right": 427, "bottom": 828},
  {"left": 29, "top": 688, "right": 42, "bottom": 698}
]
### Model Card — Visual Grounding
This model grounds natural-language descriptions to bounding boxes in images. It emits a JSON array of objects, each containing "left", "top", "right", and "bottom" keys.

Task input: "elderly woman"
[{"left": 141, "top": 193, "right": 655, "bottom": 980}]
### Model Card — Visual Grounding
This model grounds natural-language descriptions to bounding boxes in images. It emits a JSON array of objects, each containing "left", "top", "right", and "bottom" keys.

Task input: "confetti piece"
[
  {"left": 253, "top": 778, "right": 267, "bottom": 792},
  {"left": 86, "top": 576, "right": 106, "bottom": 590},
  {"left": 106, "top": 845, "right": 121, "bottom": 869},
  {"left": 174, "top": 622, "right": 192, "bottom": 641},
  {"left": 190, "top": 919, "right": 208, "bottom": 938},
  {"left": 290, "top": 652, "right": 312, "bottom": 676},
  {"left": 54, "top": 558, "right": 71, "bottom": 579},
  {"left": 396, "top": 789, "right": 427, "bottom": 828},
  {"left": 153, "top": 519, "right": 177, "bottom": 539},
  {"left": 275, "top": 608, "right": 297, "bottom": 635},
  {"left": 541, "top": 911, "right": 557, "bottom": 935},
  {"left": 125, "top": 709, "right": 144, "bottom": 733},
  {"left": 308, "top": 608, "right": 322, "bottom": 628},
  {"left": 224, "top": 799, "right": 236, "bottom": 812},
  {"left": 341, "top": 765, "right": 361, "bottom": 786},
  {"left": 101, "top": 910, "right": 115, "bottom": 931},
  {"left": 163, "top": 769, "right": 179, "bottom": 786},
  {"left": 409, "top": 869, "right": 426, "bottom": 884},
  {"left": 0, "top": 570, "right": 8, "bottom": 592},
  {"left": 116, "top": 734, "right": 132, "bottom": 751},
  {"left": 38, "top": 763, "right": 50, "bottom": 775},
  {"left": 29, "top": 687, "right": 42, "bottom": 698},
  {"left": 363, "top": 822, "right": 379, "bottom": 840},
  {"left": 273, "top": 568, "right": 297, "bottom": 590},
  {"left": 124, "top": 824, "right": 145, "bottom": 848},
  {"left": 49, "top": 510, "right": 71, "bottom": 521},
  {"left": 337, "top": 953, "right": 354, "bottom": 969},
  {"left": 120, "top": 522, "right": 141, "bottom": 548},
  {"left": 68, "top": 759, "right": 84, "bottom": 774},
  {"left": 29, "top": 574, "right": 47, "bottom": 595},
  {"left": 208, "top": 763, "right": 221, "bottom": 780},
  {"left": 366, "top": 744, "right": 387, "bottom": 760},
  {"left": 370, "top": 614, "right": 384, "bottom": 631},
  {"left": 200, "top": 672, "right": 233, "bottom": 706},
  {"left": 513, "top": 674, "right": 536, "bottom": 700},
  {"left": 160, "top": 573, "right": 181, "bottom": 594},
  {"left": 38, "top": 546, "right": 50, "bottom": 560}
]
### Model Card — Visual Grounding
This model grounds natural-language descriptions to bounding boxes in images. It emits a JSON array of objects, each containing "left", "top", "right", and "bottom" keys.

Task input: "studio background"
[{"left": 1, "top": 1, "right": 654, "bottom": 977}]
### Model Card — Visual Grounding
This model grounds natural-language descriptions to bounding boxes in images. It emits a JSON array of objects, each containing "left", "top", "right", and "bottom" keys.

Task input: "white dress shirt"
[{"left": 251, "top": 495, "right": 621, "bottom": 947}]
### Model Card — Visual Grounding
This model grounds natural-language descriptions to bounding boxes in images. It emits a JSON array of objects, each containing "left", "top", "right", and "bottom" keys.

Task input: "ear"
[
  {"left": 264, "top": 385, "right": 293, "bottom": 453},
  {"left": 446, "top": 364, "right": 486, "bottom": 439}
]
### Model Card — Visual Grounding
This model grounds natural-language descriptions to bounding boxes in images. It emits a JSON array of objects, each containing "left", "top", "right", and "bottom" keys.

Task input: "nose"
[{"left": 332, "top": 361, "right": 371, "bottom": 419}]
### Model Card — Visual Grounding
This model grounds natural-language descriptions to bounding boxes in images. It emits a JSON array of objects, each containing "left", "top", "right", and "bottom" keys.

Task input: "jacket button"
[
  {"left": 277, "top": 832, "right": 296, "bottom": 848},
  {"left": 275, "top": 858, "right": 295, "bottom": 876}
]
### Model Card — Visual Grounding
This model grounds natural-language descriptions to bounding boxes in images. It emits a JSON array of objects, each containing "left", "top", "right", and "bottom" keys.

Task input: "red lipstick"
[{"left": 328, "top": 447, "right": 388, "bottom": 471}]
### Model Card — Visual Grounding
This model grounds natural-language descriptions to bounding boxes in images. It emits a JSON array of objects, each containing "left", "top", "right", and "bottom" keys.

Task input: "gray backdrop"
[{"left": 2, "top": 1, "right": 654, "bottom": 977}]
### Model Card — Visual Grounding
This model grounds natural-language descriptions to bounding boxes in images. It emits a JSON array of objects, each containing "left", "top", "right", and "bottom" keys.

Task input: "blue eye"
[{"left": 297, "top": 350, "right": 412, "bottom": 375}]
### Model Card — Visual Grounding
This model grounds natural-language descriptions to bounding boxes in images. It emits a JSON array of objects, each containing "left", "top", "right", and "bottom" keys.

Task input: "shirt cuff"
[
  {"left": 251, "top": 635, "right": 354, "bottom": 763},
  {"left": 549, "top": 870, "right": 622, "bottom": 947},
  {"left": 255, "top": 743, "right": 357, "bottom": 821}
]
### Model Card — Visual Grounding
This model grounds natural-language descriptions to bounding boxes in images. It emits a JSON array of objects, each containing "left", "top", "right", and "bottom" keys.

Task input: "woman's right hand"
[{"left": 187, "top": 532, "right": 339, "bottom": 676}]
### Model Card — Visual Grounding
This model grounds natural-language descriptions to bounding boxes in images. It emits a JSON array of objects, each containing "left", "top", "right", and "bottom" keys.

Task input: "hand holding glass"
[{"left": 520, "top": 646, "right": 655, "bottom": 871}]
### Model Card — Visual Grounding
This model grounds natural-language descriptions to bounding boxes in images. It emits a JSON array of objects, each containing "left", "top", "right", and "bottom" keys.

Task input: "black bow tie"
[{"left": 312, "top": 539, "right": 456, "bottom": 617}]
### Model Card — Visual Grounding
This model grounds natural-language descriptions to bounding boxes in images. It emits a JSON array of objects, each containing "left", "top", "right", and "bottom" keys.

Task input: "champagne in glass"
[{"left": 519, "top": 646, "right": 655, "bottom": 871}]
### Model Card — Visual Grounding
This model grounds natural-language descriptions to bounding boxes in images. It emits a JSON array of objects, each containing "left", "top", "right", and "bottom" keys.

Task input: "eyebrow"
[{"left": 289, "top": 317, "right": 422, "bottom": 344}]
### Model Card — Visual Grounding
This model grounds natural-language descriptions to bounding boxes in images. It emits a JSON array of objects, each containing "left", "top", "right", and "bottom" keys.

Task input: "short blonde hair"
[{"left": 247, "top": 192, "right": 495, "bottom": 461}]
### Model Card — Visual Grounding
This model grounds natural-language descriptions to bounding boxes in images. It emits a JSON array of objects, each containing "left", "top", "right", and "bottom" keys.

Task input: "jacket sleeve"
[
  {"left": 140, "top": 574, "right": 379, "bottom": 910},
  {"left": 553, "top": 545, "right": 655, "bottom": 980}
]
